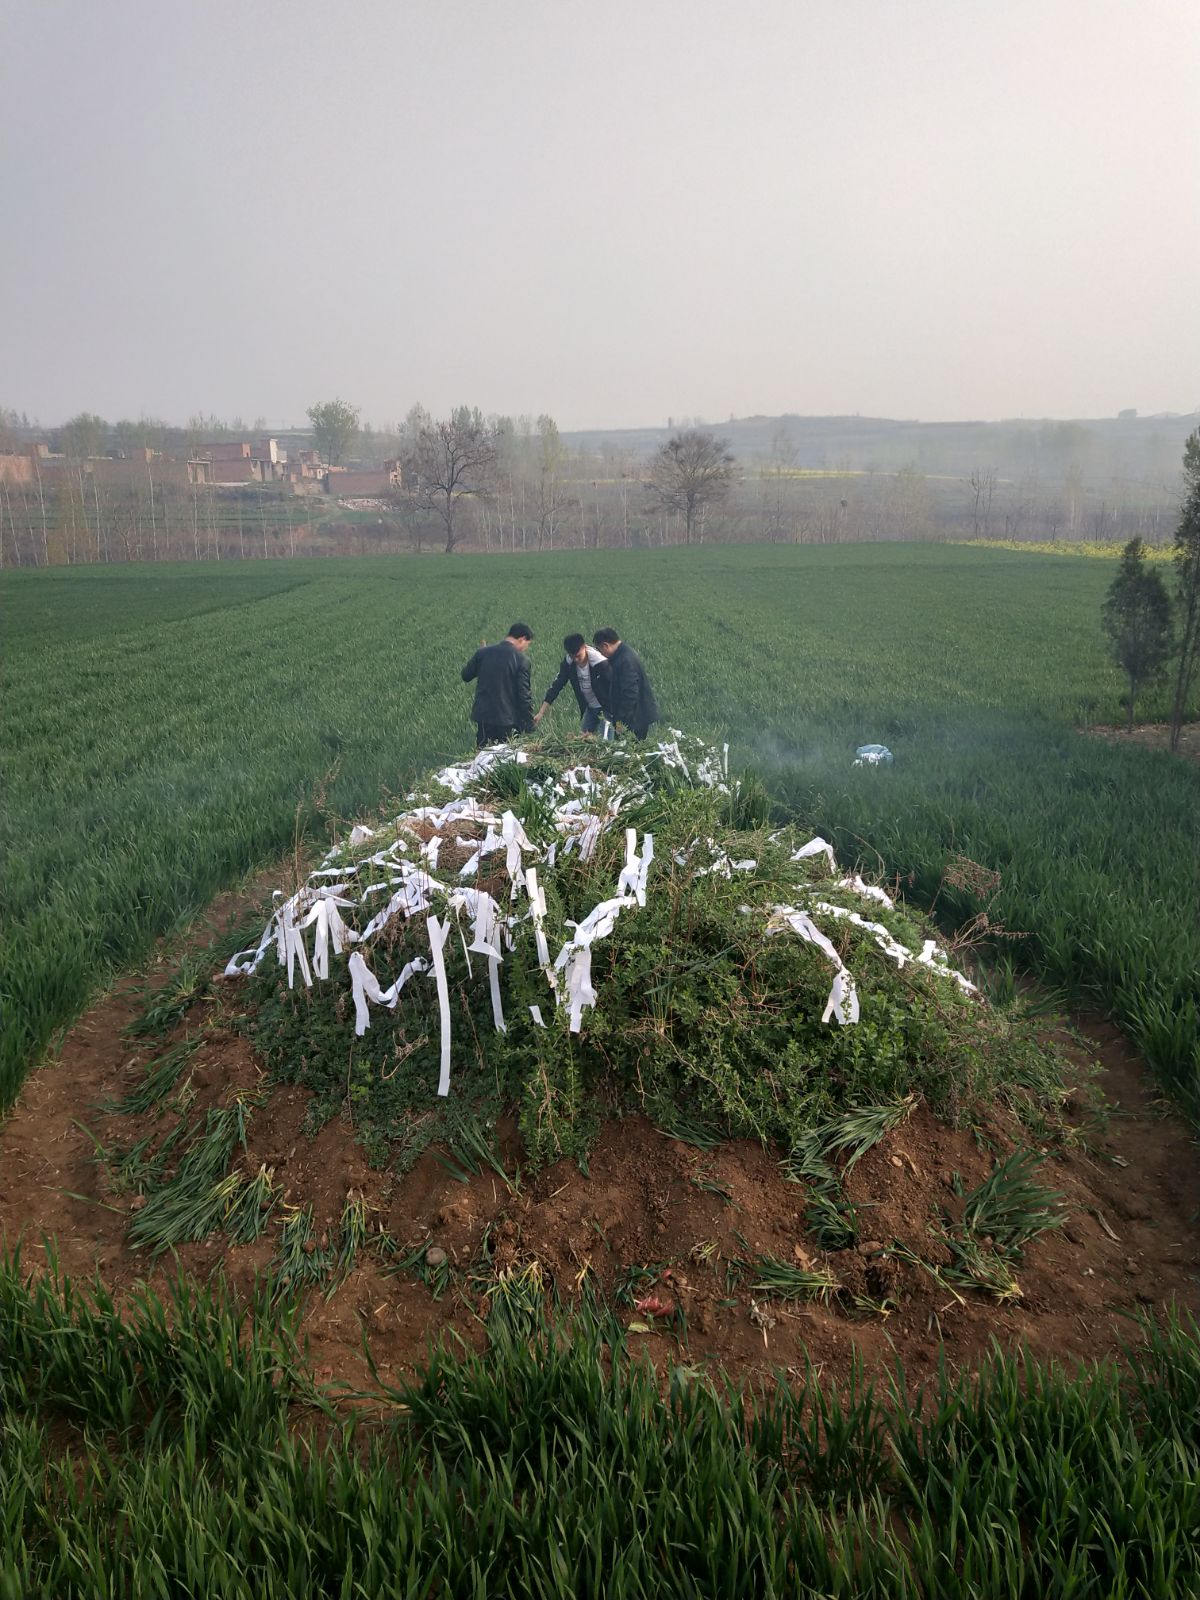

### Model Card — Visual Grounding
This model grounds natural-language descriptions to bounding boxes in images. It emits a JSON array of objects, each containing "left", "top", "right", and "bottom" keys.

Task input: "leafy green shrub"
[{"left": 239, "top": 736, "right": 1074, "bottom": 1170}]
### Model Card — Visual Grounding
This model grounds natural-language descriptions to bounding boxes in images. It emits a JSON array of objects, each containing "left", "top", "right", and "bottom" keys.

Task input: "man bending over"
[
  {"left": 534, "top": 633, "right": 612, "bottom": 736},
  {"left": 461, "top": 623, "right": 535, "bottom": 747},
  {"left": 592, "top": 627, "right": 660, "bottom": 741}
]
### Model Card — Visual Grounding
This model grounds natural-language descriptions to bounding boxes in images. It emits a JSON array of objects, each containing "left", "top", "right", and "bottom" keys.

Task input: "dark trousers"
[{"left": 475, "top": 722, "right": 515, "bottom": 748}]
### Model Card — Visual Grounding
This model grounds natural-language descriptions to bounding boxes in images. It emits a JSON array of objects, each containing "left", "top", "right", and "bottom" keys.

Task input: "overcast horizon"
[{"left": 3, "top": 0, "right": 1197, "bottom": 433}]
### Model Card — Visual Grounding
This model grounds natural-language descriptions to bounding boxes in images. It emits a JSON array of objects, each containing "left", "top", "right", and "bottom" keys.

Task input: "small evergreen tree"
[
  {"left": 1102, "top": 537, "right": 1173, "bottom": 732},
  {"left": 1168, "top": 429, "right": 1200, "bottom": 752}
]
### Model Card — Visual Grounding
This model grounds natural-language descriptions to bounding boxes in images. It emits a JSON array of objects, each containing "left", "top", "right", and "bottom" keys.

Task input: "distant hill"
[{"left": 562, "top": 411, "right": 1200, "bottom": 487}]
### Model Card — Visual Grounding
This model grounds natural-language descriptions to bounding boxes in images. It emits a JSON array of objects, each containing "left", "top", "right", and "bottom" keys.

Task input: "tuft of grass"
[
  {"left": 483, "top": 1260, "right": 551, "bottom": 1341},
  {"left": 435, "top": 1110, "right": 521, "bottom": 1194},
  {"left": 94, "top": 1115, "right": 196, "bottom": 1196},
  {"left": 102, "top": 1036, "right": 202, "bottom": 1115},
  {"left": 689, "top": 1168, "right": 735, "bottom": 1203},
  {"left": 124, "top": 956, "right": 212, "bottom": 1039},
  {"left": 652, "top": 1107, "right": 726, "bottom": 1150},
  {"left": 784, "top": 1097, "right": 917, "bottom": 1185},
  {"left": 395, "top": 1239, "right": 453, "bottom": 1300},
  {"left": 884, "top": 1149, "right": 1067, "bottom": 1305},
  {"left": 957, "top": 1149, "right": 1066, "bottom": 1255},
  {"left": 737, "top": 1254, "right": 840, "bottom": 1304},
  {"left": 804, "top": 1185, "right": 860, "bottom": 1251},
  {"left": 943, "top": 1235, "right": 1023, "bottom": 1302},
  {"left": 126, "top": 1097, "right": 261, "bottom": 1254},
  {"left": 222, "top": 1165, "right": 278, "bottom": 1244},
  {"left": 274, "top": 1205, "right": 335, "bottom": 1290}
]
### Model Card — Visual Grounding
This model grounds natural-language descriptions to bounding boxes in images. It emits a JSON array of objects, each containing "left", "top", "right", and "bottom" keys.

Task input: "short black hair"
[
  {"left": 592, "top": 627, "right": 620, "bottom": 647},
  {"left": 507, "top": 622, "right": 533, "bottom": 641},
  {"left": 563, "top": 633, "right": 585, "bottom": 655}
]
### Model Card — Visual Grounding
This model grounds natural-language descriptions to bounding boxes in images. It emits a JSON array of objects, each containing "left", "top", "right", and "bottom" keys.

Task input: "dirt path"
[
  {"left": 2, "top": 908, "right": 1197, "bottom": 1395},
  {"left": 1086, "top": 720, "right": 1200, "bottom": 762}
]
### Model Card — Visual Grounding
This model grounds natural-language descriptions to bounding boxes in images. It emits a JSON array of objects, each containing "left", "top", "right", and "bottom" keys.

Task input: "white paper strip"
[
  {"left": 765, "top": 905, "right": 859, "bottom": 1026},
  {"left": 612, "top": 830, "right": 655, "bottom": 904},
  {"left": 501, "top": 810, "right": 534, "bottom": 898},
  {"left": 553, "top": 892, "right": 639, "bottom": 1032},
  {"left": 836, "top": 874, "right": 895, "bottom": 909},
  {"left": 814, "top": 902, "right": 976, "bottom": 994},
  {"left": 282, "top": 903, "right": 312, "bottom": 991},
  {"left": 917, "top": 938, "right": 978, "bottom": 994},
  {"left": 347, "top": 951, "right": 427, "bottom": 1036},
  {"left": 488, "top": 957, "right": 506, "bottom": 1032},
  {"left": 792, "top": 837, "right": 837, "bottom": 871},
  {"left": 523, "top": 867, "right": 553, "bottom": 986},
  {"left": 815, "top": 901, "right": 914, "bottom": 968},
  {"left": 616, "top": 829, "right": 639, "bottom": 901},
  {"left": 299, "top": 894, "right": 356, "bottom": 980},
  {"left": 427, "top": 915, "right": 453, "bottom": 1096}
]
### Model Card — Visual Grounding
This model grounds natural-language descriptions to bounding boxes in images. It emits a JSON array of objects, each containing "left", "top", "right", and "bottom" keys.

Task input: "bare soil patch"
[
  {"left": 2, "top": 882, "right": 1198, "bottom": 1397},
  {"left": 1087, "top": 720, "right": 1200, "bottom": 763}
]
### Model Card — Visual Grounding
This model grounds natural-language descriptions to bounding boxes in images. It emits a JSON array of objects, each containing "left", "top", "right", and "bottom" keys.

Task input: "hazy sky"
[{"left": 3, "top": 0, "right": 1197, "bottom": 431}]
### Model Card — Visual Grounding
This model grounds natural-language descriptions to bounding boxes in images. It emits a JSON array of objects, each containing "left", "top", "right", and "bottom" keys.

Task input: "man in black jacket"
[
  {"left": 592, "top": 628, "right": 660, "bottom": 741},
  {"left": 461, "top": 623, "right": 535, "bottom": 746},
  {"left": 534, "top": 633, "right": 613, "bottom": 736}
]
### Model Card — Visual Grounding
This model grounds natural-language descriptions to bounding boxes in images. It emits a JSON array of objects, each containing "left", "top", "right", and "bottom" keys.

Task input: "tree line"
[
  {"left": 0, "top": 399, "right": 1190, "bottom": 567},
  {"left": 1101, "top": 428, "right": 1200, "bottom": 751}
]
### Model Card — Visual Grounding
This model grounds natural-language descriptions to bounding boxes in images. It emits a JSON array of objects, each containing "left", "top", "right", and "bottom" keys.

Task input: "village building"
[
  {"left": 322, "top": 461, "right": 402, "bottom": 498},
  {"left": 0, "top": 436, "right": 401, "bottom": 504}
]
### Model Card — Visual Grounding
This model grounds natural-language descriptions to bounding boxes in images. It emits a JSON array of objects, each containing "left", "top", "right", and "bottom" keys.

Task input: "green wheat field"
[
  {"left": 5, "top": 543, "right": 1197, "bottom": 1111},
  {"left": 3, "top": 542, "right": 1199, "bottom": 1597}
]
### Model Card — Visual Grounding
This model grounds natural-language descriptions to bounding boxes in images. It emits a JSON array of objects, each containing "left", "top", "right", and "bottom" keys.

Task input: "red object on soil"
[{"left": 634, "top": 1293, "right": 676, "bottom": 1319}]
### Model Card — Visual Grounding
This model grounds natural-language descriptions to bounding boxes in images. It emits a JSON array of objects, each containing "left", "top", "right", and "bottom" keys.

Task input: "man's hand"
[{"left": 534, "top": 702, "right": 550, "bottom": 724}]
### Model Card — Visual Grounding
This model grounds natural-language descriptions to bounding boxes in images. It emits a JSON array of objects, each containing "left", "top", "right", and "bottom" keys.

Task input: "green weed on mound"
[
  {"left": 234, "top": 734, "right": 1074, "bottom": 1172},
  {"left": 3, "top": 1255, "right": 1200, "bottom": 1599}
]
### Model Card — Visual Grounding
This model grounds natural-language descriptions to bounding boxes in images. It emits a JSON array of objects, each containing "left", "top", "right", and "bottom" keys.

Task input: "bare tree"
[
  {"left": 187, "top": 412, "right": 229, "bottom": 452},
  {"left": 968, "top": 466, "right": 997, "bottom": 537},
  {"left": 888, "top": 465, "right": 933, "bottom": 541},
  {"left": 406, "top": 407, "right": 496, "bottom": 553},
  {"left": 387, "top": 490, "right": 432, "bottom": 553},
  {"left": 534, "top": 414, "right": 572, "bottom": 550},
  {"left": 109, "top": 488, "right": 142, "bottom": 562},
  {"left": 31, "top": 454, "right": 49, "bottom": 565},
  {"left": 1064, "top": 461, "right": 1085, "bottom": 538},
  {"left": 762, "top": 425, "right": 798, "bottom": 542},
  {"left": 645, "top": 428, "right": 736, "bottom": 545}
]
